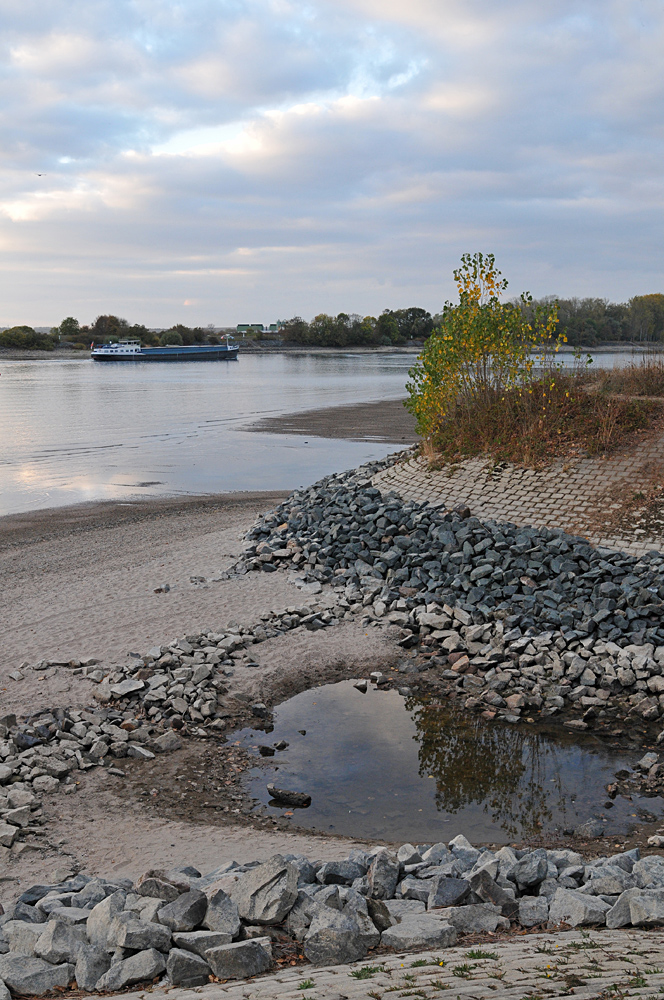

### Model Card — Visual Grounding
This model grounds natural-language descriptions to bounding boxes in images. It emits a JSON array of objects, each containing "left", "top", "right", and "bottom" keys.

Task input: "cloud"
[{"left": 0, "top": 0, "right": 663, "bottom": 325}]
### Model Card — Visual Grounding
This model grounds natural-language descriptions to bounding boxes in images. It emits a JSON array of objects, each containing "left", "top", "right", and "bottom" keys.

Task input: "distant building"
[{"left": 236, "top": 322, "right": 284, "bottom": 334}]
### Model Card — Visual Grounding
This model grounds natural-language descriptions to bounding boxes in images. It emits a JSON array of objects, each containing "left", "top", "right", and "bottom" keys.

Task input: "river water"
[
  {"left": 1, "top": 347, "right": 657, "bottom": 517},
  {"left": 0, "top": 353, "right": 413, "bottom": 516}
]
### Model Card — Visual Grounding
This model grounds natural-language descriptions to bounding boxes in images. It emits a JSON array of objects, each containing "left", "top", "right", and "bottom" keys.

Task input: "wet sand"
[{"left": 248, "top": 397, "right": 418, "bottom": 444}]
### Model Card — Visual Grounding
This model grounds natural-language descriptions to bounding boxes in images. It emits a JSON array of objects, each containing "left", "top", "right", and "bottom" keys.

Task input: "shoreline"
[{"left": 2, "top": 341, "right": 662, "bottom": 361}]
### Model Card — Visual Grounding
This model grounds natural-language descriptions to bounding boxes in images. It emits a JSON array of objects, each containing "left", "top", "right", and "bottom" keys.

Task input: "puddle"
[{"left": 231, "top": 680, "right": 664, "bottom": 844}]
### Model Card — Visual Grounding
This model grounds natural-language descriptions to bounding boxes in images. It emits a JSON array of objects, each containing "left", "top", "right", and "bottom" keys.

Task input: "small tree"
[
  {"left": 57, "top": 316, "right": 80, "bottom": 341},
  {"left": 405, "top": 253, "right": 560, "bottom": 438},
  {"left": 160, "top": 330, "right": 183, "bottom": 346}
]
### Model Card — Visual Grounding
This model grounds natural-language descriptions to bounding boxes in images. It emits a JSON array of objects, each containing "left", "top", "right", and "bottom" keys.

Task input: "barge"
[{"left": 91, "top": 339, "right": 239, "bottom": 361}]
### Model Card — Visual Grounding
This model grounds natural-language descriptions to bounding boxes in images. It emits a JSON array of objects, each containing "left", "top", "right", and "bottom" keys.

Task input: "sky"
[{"left": 1, "top": 0, "right": 663, "bottom": 328}]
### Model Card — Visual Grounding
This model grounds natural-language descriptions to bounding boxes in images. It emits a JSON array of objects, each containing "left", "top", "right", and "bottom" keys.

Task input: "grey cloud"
[{"left": 0, "top": 0, "right": 663, "bottom": 325}]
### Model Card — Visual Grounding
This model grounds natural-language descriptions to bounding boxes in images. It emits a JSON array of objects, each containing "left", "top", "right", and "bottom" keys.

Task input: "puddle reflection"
[{"left": 233, "top": 680, "right": 664, "bottom": 843}]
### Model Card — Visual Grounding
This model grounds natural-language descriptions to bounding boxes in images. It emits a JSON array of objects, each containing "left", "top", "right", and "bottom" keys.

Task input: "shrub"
[
  {"left": 160, "top": 330, "right": 183, "bottom": 346},
  {"left": 0, "top": 326, "right": 56, "bottom": 350},
  {"left": 406, "top": 253, "right": 560, "bottom": 440}
]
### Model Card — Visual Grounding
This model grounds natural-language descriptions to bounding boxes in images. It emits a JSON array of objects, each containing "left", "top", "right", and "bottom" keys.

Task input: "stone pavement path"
[
  {"left": 373, "top": 444, "right": 664, "bottom": 556},
  {"left": 104, "top": 929, "right": 664, "bottom": 1000}
]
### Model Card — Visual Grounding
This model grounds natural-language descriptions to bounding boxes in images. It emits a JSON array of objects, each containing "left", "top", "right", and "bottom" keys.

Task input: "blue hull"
[{"left": 92, "top": 345, "right": 239, "bottom": 362}]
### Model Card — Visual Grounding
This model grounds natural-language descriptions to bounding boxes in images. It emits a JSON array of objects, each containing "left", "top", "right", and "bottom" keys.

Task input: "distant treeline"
[
  {"left": 3, "top": 295, "right": 664, "bottom": 351},
  {"left": 524, "top": 294, "right": 664, "bottom": 346},
  {"left": 280, "top": 308, "right": 435, "bottom": 347}
]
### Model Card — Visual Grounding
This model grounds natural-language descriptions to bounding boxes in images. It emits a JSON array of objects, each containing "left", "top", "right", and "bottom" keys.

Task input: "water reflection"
[
  {"left": 0, "top": 353, "right": 412, "bottom": 515},
  {"left": 410, "top": 702, "right": 560, "bottom": 838},
  {"left": 237, "top": 681, "right": 663, "bottom": 843}
]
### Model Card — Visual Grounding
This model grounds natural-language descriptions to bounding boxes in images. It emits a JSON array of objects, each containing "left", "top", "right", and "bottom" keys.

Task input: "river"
[{"left": 0, "top": 352, "right": 413, "bottom": 516}]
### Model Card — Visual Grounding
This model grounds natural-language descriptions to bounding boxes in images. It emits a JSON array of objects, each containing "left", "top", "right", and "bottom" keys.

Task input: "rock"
[
  {"left": 28, "top": 775, "right": 59, "bottom": 795},
  {"left": 95, "top": 948, "right": 167, "bottom": 991},
  {"left": 427, "top": 878, "right": 470, "bottom": 910},
  {"left": 629, "top": 890, "right": 664, "bottom": 926},
  {"left": 574, "top": 818, "right": 605, "bottom": 839},
  {"left": 206, "top": 939, "right": 272, "bottom": 980},
  {"left": 518, "top": 896, "right": 549, "bottom": 927},
  {"left": 154, "top": 731, "right": 183, "bottom": 752},
  {"left": 203, "top": 888, "right": 241, "bottom": 936},
  {"left": 0, "top": 981, "right": 9, "bottom": 1000},
  {"left": 266, "top": 784, "right": 311, "bottom": 808},
  {"left": 135, "top": 870, "right": 189, "bottom": 901},
  {"left": 107, "top": 912, "right": 172, "bottom": 951},
  {"left": 606, "top": 888, "right": 645, "bottom": 928},
  {"left": 0, "top": 826, "right": 16, "bottom": 849},
  {"left": 399, "top": 877, "right": 431, "bottom": 903},
  {"left": 0, "top": 955, "right": 73, "bottom": 995},
  {"left": 34, "top": 920, "right": 88, "bottom": 964},
  {"left": 110, "top": 679, "right": 145, "bottom": 697},
  {"left": 14, "top": 901, "right": 48, "bottom": 922},
  {"left": 397, "top": 844, "right": 423, "bottom": 866},
  {"left": 548, "top": 888, "right": 611, "bottom": 927},
  {"left": 468, "top": 869, "right": 518, "bottom": 918},
  {"left": 231, "top": 856, "right": 298, "bottom": 924},
  {"left": 510, "top": 850, "right": 548, "bottom": 888},
  {"left": 166, "top": 948, "right": 211, "bottom": 987},
  {"left": 127, "top": 745, "right": 155, "bottom": 760},
  {"left": 49, "top": 906, "right": 90, "bottom": 925},
  {"left": 303, "top": 908, "right": 368, "bottom": 966},
  {"left": 87, "top": 891, "right": 127, "bottom": 949},
  {"left": 367, "top": 850, "right": 400, "bottom": 900},
  {"left": 439, "top": 903, "right": 510, "bottom": 934},
  {"left": 75, "top": 946, "right": 111, "bottom": 990},
  {"left": 3, "top": 921, "right": 44, "bottom": 954},
  {"left": 381, "top": 914, "right": 457, "bottom": 950},
  {"left": 317, "top": 860, "right": 366, "bottom": 885},
  {"left": 172, "top": 930, "right": 233, "bottom": 957},
  {"left": 158, "top": 889, "right": 207, "bottom": 932},
  {"left": 365, "top": 898, "right": 392, "bottom": 932}
]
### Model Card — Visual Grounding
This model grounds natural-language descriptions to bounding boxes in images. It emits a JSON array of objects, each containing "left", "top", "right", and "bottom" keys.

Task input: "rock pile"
[
  {"left": 0, "top": 710, "right": 182, "bottom": 861},
  {"left": 80, "top": 604, "right": 338, "bottom": 725},
  {"left": 234, "top": 459, "right": 664, "bottom": 726},
  {"left": 3, "top": 837, "right": 664, "bottom": 996}
]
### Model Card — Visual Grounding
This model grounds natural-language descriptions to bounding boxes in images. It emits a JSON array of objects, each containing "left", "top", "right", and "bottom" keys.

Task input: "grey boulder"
[
  {"left": 158, "top": 889, "right": 207, "bottom": 932},
  {"left": 510, "top": 850, "right": 548, "bottom": 889},
  {"left": 381, "top": 915, "right": 457, "bottom": 950},
  {"left": 107, "top": 912, "right": 172, "bottom": 951},
  {"left": 629, "top": 890, "right": 664, "bottom": 927},
  {"left": 0, "top": 955, "right": 73, "bottom": 996},
  {"left": 303, "top": 908, "right": 368, "bottom": 966},
  {"left": 34, "top": 920, "right": 88, "bottom": 964},
  {"left": 206, "top": 939, "right": 272, "bottom": 980},
  {"left": 173, "top": 930, "right": 233, "bottom": 957},
  {"left": 230, "top": 856, "right": 298, "bottom": 925},
  {"left": 606, "top": 888, "right": 646, "bottom": 929},
  {"left": 95, "top": 948, "right": 167, "bottom": 991},
  {"left": 427, "top": 878, "right": 470, "bottom": 910},
  {"left": 74, "top": 945, "right": 111, "bottom": 990},
  {"left": 518, "top": 896, "right": 549, "bottom": 927},
  {"left": 548, "top": 888, "right": 610, "bottom": 927},
  {"left": 87, "top": 890, "right": 126, "bottom": 949},
  {"left": 203, "top": 887, "right": 241, "bottom": 936},
  {"left": 166, "top": 948, "right": 211, "bottom": 987},
  {"left": 438, "top": 903, "right": 510, "bottom": 934},
  {"left": 367, "top": 850, "right": 400, "bottom": 900}
]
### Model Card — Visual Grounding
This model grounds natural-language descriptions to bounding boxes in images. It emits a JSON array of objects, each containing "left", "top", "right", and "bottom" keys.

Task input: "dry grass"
[
  {"left": 596, "top": 356, "right": 664, "bottom": 397},
  {"left": 427, "top": 371, "right": 659, "bottom": 466}
]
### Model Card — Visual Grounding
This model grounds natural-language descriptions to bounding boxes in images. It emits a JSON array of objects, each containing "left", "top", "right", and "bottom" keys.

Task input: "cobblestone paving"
[
  {"left": 373, "top": 447, "right": 664, "bottom": 555},
  {"left": 105, "top": 929, "right": 664, "bottom": 1000}
]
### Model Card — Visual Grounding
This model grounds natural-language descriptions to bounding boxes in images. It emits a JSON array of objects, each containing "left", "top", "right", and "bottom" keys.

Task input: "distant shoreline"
[{"left": 1, "top": 341, "right": 663, "bottom": 361}]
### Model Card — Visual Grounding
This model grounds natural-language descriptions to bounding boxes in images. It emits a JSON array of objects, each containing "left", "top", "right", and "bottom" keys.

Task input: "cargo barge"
[{"left": 91, "top": 339, "right": 239, "bottom": 361}]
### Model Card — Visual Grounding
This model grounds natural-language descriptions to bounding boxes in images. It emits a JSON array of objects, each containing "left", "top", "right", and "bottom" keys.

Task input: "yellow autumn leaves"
[{"left": 405, "top": 253, "right": 562, "bottom": 440}]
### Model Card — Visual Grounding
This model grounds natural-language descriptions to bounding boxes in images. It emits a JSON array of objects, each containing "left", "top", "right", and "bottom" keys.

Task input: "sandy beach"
[{"left": 0, "top": 459, "right": 402, "bottom": 898}]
